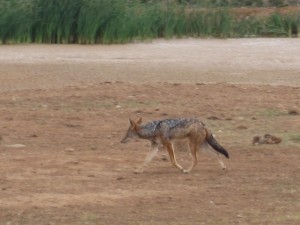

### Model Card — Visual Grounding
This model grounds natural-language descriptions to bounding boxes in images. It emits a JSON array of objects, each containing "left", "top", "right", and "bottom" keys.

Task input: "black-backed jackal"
[{"left": 121, "top": 117, "right": 229, "bottom": 174}]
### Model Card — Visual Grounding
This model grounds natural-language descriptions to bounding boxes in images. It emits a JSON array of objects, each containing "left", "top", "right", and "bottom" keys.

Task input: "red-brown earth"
[{"left": 0, "top": 39, "right": 299, "bottom": 225}]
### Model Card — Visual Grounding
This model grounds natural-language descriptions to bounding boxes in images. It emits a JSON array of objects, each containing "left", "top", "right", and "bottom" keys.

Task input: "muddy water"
[{"left": 0, "top": 38, "right": 300, "bottom": 91}]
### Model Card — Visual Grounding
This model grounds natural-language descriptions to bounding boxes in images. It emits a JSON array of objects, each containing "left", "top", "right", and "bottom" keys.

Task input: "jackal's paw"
[
  {"left": 182, "top": 169, "right": 190, "bottom": 174},
  {"left": 134, "top": 168, "right": 144, "bottom": 174}
]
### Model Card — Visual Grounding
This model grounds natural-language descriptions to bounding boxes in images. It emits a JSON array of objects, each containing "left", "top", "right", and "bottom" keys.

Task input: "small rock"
[
  {"left": 288, "top": 109, "right": 298, "bottom": 115},
  {"left": 161, "top": 154, "right": 168, "bottom": 161},
  {"left": 64, "top": 124, "right": 80, "bottom": 128},
  {"left": 207, "top": 116, "right": 220, "bottom": 120},
  {"left": 236, "top": 125, "right": 248, "bottom": 130},
  {"left": 117, "top": 176, "right": 125, "bottom": 181},
  {"left": 90, "top": 146, "right": 97, "bottom": 151},
  {"left": 252, "top": 134, "right": 282, "bottom": 145},
  {"left": 65, "top": 147, "right": 75, "bottom": 152}
]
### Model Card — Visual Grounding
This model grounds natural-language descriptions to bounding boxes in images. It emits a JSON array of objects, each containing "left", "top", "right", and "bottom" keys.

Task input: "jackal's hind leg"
[
  {"left": 135, "top": 142, "right": 159, "bottom": 174},
  {"left": 216, "top": 153, "right": 227, "bottom": 170},
  {"left": 202, "top": 144, "right": 227, "bottom": 170},
  {"left": 183, "top": 139, "right": 198, "bottom": 174},
  {"left": 164, "top": 142, "right": 184, "bottom": 172}
]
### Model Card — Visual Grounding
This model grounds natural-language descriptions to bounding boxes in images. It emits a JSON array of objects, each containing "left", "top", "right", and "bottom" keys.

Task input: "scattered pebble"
[
  {"left": 236, "top": 125, "right": 248, "bottom": 130},
  {"left": 288, "top": 109, "right": 298, "bottom": 115},
  {"left": 90, "top": 146, "right": 97, "bottom": 150},
  {"left": 161, "top": 154, "right": 168, "bottom": 161},
  {"left": 65, "top": 147, "right": 75, "bottom": 152},
  {"left": 207, "top": 116, "right": 220, "bottom": 120},
  {"left": 252, "top": 134, "right": 282, "bottom": 145},
  {"left": 64, "top": 123, "right": 81, "bottom": 128}
]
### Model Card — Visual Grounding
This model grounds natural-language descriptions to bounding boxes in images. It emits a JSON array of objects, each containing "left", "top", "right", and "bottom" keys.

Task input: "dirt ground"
[{"left": 0, "top": 39, "right": 300, "bottom": 225}]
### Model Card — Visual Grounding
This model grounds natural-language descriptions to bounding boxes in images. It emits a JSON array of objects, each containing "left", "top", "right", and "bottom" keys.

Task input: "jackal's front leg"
[
  {"left": 135, "top": 142, "right": 159, "bottom": 174},
  {"left": 164, "top": 142, "right": 184, "bottom": 173}
]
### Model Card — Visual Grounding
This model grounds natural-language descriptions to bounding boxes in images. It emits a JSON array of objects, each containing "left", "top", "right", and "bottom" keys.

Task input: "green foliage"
[
  {"left": 0, "top": 0, "right": 36, "bottom": 43},
  {"left": 268, "top": 0, "right": 285, "bottom": 7},
  {"left": 186, "top": 9, "right": 232, "bottom": 37},
  {"left": 263, "top": 13, "right": 299, "bottom": 36},
  {"left": 33, "top": 0, "right": 82, "bottom": 43},
  {"left": 0, "top": 0, "right": 299, "bottom": 44}
]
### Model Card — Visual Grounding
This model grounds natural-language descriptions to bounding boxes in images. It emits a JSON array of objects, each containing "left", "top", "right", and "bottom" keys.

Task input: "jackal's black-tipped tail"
[{"left": 206, "top": 129, "right": 229, "bottom": 158}]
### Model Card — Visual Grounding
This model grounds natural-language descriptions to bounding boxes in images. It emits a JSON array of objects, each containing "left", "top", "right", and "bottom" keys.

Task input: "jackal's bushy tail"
[{"left": 206, "top": 129, "right": 229, "bottom": 158}]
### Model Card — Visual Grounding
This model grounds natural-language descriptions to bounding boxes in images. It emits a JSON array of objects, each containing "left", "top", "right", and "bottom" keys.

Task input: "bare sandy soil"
[
  {"left": 0, "top": 39, "right": 300, "bottom": 225},
  {"left": 1, "top": 38, "right": 300, "bottom": 91}
]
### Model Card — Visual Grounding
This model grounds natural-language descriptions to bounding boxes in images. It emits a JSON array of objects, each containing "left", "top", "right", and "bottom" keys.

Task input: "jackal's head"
[{"left": 120, "top": 117, "right": 142, "bottom": 143}]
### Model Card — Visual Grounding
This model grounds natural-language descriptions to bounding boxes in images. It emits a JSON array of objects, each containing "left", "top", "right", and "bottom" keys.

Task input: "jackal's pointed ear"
[
  {"left": 136, "top": 117, "right": 142, "bottom": 125},
  {"left": 129, "top": 118, "right": 136, "bottom": 128},
  {"left": 129, "top": 118, "right": 140, "bottom": 131}
]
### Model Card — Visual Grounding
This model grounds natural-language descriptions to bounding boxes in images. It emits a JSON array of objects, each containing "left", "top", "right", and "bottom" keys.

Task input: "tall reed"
[
  {"left": 0, "top": 0, "right": 299, "bottom": 44},
  {"left": 0, "top": 0, "right": 36, "bottom": 43}
]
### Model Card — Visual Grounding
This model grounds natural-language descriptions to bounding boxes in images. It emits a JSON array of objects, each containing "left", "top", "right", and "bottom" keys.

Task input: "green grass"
[
  {"left": 258, "top": 108, "right": 287, "bottom": 117},
  {"left": 289, "top": 134, "right": 300, "bottom": 142},
  {"left": 0, "top": 0, "right": 299, "bottom": 44}
]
